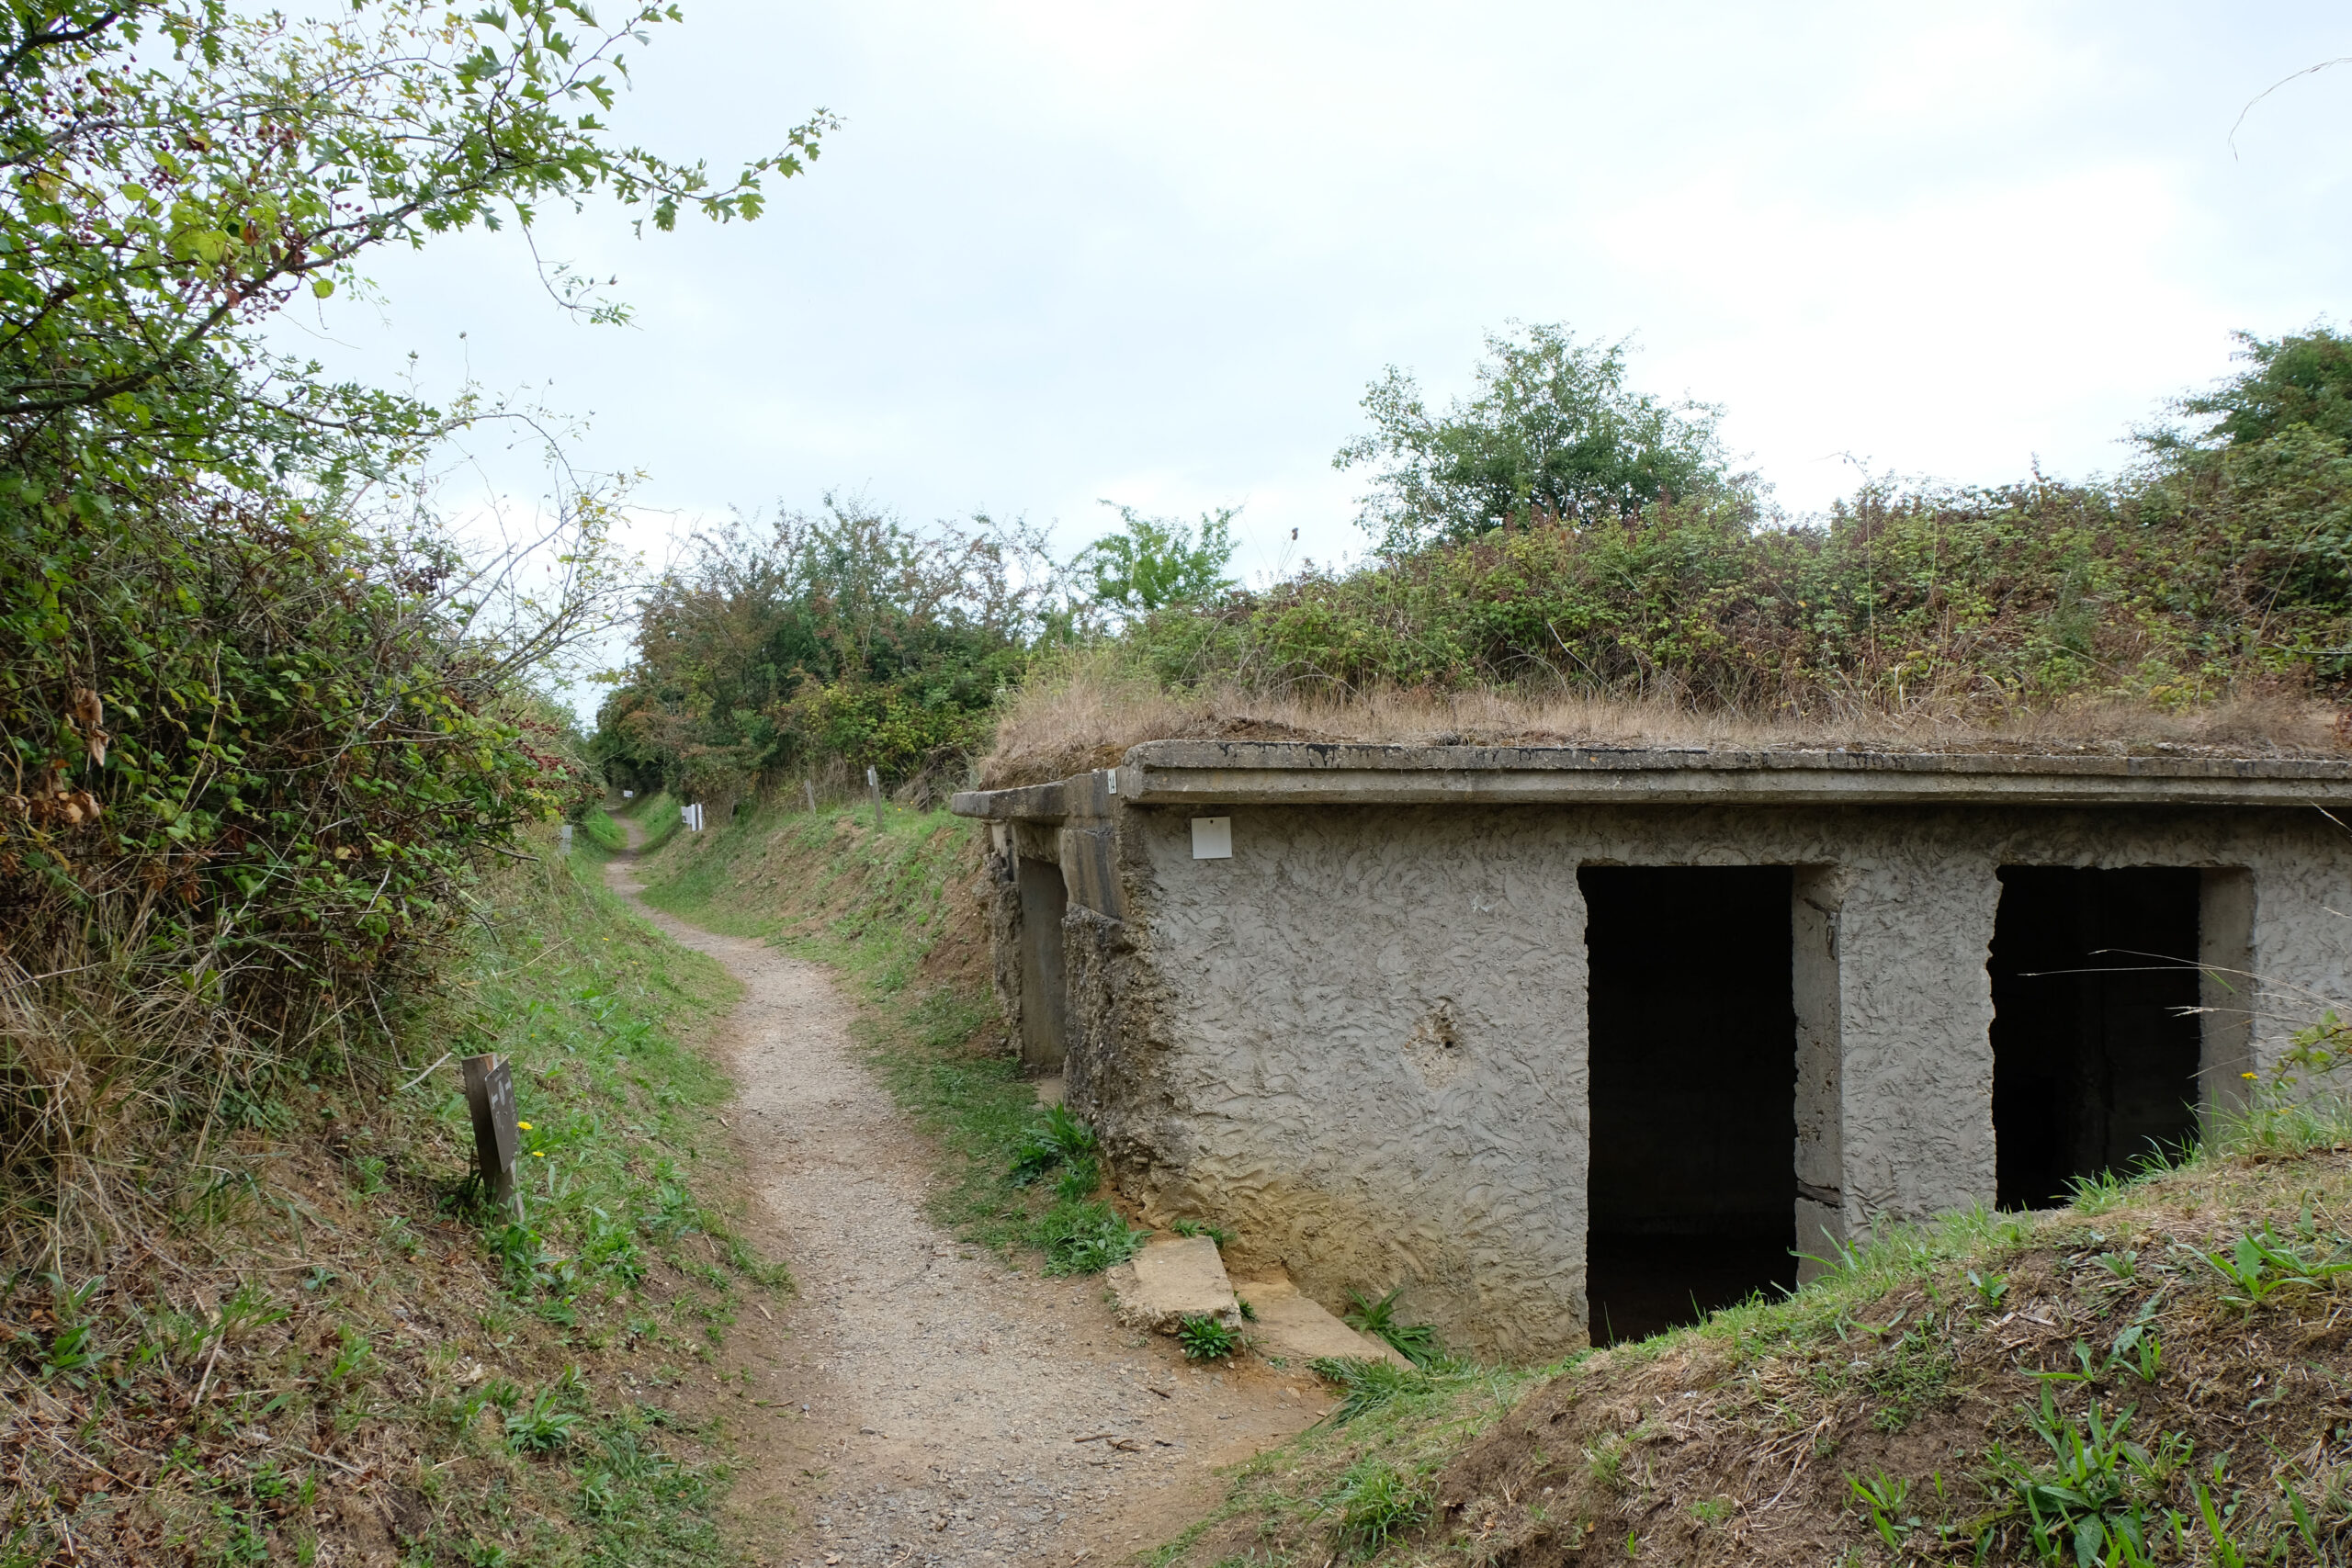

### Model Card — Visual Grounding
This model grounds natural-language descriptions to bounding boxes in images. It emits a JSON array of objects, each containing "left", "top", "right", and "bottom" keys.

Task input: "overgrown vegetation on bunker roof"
[{"left": 601, "top": 322, "right": 2352, "bottom": 803}]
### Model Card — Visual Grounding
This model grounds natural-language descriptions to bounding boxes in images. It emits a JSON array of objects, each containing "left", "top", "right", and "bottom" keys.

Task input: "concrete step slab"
[
  {"left": 1232, "top": 1271, "right": 1410, "bottom": 1367},
  {"left": 1107, "top": 1235, "right": 1238, "bottom": 1332}
]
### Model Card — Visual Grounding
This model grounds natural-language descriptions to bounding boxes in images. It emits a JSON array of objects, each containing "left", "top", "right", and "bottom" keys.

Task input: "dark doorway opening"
[
  {"left": 1016, "top": 856, "right": 1069, "bottom": 1070},
  {"left": 1582, "top": 866, "right": 1797, "bottom": 1344},
  {"left": 1991, "top": 867, "right": 2202, "bottom": 1210}
]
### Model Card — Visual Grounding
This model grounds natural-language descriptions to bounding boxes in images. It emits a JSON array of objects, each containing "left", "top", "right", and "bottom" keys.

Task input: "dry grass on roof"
[{"left": 976, "top": 655, "right": 2352, "bottom": 790}]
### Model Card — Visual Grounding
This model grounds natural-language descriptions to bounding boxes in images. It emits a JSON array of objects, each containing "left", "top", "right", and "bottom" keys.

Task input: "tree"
[
  {"left": 598, "top": 497, "right": 1066, "bottom": 789},
  {"left": 2153, "top": 325, "right": 2352, "bottom": 453},
  {"left": 1080, "top": 501, "right": 1239, "bottom": 615},
  {"left": 0, "top": 1, "right": 830, "bottom": 1193},
  {"left": 1334, "top": 321, "right": 1734, "bottom": 550},
  {"left": 0, "top": 1, "right": 829, "bottom": 464}
]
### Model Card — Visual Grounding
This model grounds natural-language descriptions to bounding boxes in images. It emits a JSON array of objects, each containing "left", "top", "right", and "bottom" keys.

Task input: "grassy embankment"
[
  {"left": 1151, "top": 1100, "right": 2352, "bottom": 1568},
  {"left": 2, "top": 829, "right": 786, "bottom": 1567},
  {"left": 628, "top": 793, "right": 1143, "bottom": 1274}
]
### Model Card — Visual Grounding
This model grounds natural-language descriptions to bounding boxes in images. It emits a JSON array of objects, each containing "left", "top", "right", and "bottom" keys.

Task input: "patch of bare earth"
[{"left": 601, "top": 823, "right": 1326, "bottom": 1566}]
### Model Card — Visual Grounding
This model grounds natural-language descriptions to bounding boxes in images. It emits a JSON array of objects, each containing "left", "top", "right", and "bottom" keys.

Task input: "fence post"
[
  {"left": 803, "top": 777, "right": 817, "bottom": 814},
  {"left": 460, "top": 1053, "right": 521, "bottom": 1219},
  {"left": 867, "top": 765, "right": 882, "bottom": 833}
]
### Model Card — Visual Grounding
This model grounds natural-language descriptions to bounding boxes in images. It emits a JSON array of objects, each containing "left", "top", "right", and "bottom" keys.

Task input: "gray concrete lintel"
[{"left": 951, "top": 742, "right": 2352, "bottom": 817}]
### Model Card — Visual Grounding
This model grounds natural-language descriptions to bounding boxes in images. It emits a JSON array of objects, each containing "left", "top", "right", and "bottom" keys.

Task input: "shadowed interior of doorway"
[
  {"left": 1582, "top": 866, "right": 1799, "bottom": 1345},
  {"left": 1990, "top": 865, "right": 2202, "bottom": 1212}
]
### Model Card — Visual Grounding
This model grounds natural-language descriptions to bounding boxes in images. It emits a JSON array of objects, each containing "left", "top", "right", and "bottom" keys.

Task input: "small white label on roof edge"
[{"left": 1191, "top": 816, "right": 1233, "bottom": 860}]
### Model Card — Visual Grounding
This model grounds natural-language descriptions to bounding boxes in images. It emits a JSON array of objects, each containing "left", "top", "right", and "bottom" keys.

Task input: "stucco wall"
[{"left": 1062, "top": 800, "right": 2352, "bottom": 1359}]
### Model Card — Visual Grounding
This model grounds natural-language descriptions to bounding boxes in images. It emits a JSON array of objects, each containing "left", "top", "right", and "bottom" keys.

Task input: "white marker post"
[{"left": 867, "top": 765, "right": 882, "bottom": 832}]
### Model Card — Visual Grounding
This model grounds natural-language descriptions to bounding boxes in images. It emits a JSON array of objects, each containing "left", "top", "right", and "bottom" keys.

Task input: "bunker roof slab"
[{"left": 950, "top": 740, "right": 2352, "bottom": 821}]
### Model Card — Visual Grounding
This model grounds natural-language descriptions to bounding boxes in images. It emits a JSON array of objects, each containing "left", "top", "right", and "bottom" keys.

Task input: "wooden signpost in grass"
[{"left": 461, "top": 1053, "right": 521, "bottom": 1216}]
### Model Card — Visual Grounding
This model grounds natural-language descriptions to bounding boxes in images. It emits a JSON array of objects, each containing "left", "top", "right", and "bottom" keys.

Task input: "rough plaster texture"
[{"left": 967, "top": 773, "right": 2352, "bottom": 1360}]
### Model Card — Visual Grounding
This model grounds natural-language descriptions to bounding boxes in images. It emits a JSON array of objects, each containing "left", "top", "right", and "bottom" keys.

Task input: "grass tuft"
[{"left": 1342, "top": 1286, "right": 1444, "bottom": 1367}]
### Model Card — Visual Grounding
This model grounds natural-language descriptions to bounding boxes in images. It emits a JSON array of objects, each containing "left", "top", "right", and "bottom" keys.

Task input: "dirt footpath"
[{"left": 603, "top": 825, "right": 1328, "bottom": 1565}]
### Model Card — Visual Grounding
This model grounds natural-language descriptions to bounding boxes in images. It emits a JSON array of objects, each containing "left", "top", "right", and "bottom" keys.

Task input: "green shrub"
[
  {"left": 0, "top": 496, "right": 602, "bottom": 1219},
  {"left": 1126, "top": 440, "right": 2352, "bottom": 710},
  {"left": 593, "top": 499, "right": 1051, "bottom": 795}
]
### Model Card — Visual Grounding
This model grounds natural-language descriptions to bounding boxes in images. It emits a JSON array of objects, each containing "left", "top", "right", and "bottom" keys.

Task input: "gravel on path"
[{"left": 601, "top": 819, "right": 1329, "bottom": 1565}]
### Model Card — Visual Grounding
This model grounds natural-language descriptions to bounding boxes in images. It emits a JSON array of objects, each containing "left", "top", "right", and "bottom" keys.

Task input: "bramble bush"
[
  {"left": 605, "top": 325, "right": 2352, "bottom": 813},
  {"left": 593, "top": 495, "right": 1067, "bottom": 799},
  {"left": 0, "top": 0, "right": 826, "bottom": 1243},
  {"left": 0, "top": 491, "right": 598, "bottom": 1192},
  {"left": 1127, "top": 378, "right": 2352, "bottom": 714}
]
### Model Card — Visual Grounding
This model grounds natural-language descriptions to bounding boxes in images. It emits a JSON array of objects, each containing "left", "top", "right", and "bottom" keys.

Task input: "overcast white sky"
[{"left": 286, "top": 2, "right": 2349, "bottom": 626}]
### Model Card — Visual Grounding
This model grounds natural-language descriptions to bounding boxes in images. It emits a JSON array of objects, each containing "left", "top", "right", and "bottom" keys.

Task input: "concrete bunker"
[
  {"left": 955, "top": 741, "right": 2352, "bottom": 1359},
  {"left": 1582, "top": 865, "right": 1797, "bottom": 1342}
]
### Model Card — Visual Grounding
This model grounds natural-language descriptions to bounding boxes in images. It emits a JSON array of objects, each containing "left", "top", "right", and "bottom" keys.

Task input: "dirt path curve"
[{"left": 600, "top": 817, "right": 1327, "bottom": 1566}]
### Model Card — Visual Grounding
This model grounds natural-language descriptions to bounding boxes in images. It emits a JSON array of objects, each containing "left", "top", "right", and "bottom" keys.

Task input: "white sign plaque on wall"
[{"left": 1191, "top": 816, "right": 1233, "bottom": 860}]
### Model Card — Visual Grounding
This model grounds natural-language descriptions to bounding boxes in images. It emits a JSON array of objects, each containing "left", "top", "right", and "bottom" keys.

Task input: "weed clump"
[
  {"left": 1171, "top": 1215, "right": 1237, "bottom": 1247},
  {"left": 1039, "top": 1199, "right": 1148, "bottom": 1276},
  {"left": 1009, "top": 1103, "right": 1098, "bottom": 1186},
  {"left": 1344, "top": 1286, "right": 1444, "bottom": 1367},
  {"left": 1177, "top": 1313, "right": 1241, "bottom": 1361},
  {"left": 1311, "top": 1358, "right": 1427, "bottom": 1425}
]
